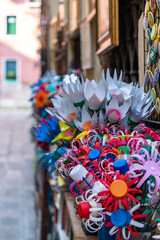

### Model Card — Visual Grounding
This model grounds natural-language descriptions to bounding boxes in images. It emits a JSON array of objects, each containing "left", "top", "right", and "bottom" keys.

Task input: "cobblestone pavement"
[{"left": 0, "top": 109, "right": 36, "bottom": 240}]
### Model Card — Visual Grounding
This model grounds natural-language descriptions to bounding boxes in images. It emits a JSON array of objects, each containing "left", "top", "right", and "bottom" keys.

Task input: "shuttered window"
[
  {"left": 5, "top": 60, "right": 17, "bottom": 82},
  {"left": 7, "top": 16, "right": 16, "bottom": 35}
]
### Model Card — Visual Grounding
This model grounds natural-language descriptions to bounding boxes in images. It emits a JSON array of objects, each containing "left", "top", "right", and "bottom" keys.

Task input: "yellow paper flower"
[{"left": 51, "top": 121, "right": 76, "bottom": 143}]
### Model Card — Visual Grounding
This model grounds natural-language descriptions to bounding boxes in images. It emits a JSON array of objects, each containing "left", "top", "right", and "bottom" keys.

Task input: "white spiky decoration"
[
  {"left": 84, "top": 79, "right": 106, "bottom": 111},
  {"left": 62, "top": 75, "right": 84, "bottom": 106},
  {"left": 47, "top": 69, "right": 154, "bottom": 131}
]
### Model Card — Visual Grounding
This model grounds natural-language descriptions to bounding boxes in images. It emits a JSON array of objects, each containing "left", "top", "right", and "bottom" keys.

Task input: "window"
[
  {"left": 5, "top": 60, "right": 17, "bottom": 82},
  {"left": 7, "top": 16, "right": 16, "bottom": 35},
  {"left": 27, "top": 0, "right": 41, "bottom": 7}
]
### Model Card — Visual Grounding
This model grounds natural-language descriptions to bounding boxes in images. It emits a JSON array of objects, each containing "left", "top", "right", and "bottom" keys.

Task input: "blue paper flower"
[{"left": 32, "top": 115, "right": 60, "bottom": 143}]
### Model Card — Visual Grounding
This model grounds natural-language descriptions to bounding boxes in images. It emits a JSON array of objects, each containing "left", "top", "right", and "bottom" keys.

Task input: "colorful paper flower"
[
  {"left": 51, "top": 121, "right": 76, "bottom": 143},
  {"left": 74, "top": 107, "right": 97, "bottom": 131},
  {"left": 50, "top": 96, "right": 78, "bottom": 126},
  {"left": 62, "top": 75, "right": 84, "bottom": 106},
  {"left": 143, "top": 192, "right": 160, "bottom": 220},
  {"left": 84, "top": 79, "right": 105, "bottom": 111},
  {"left": 35, "top": 91, "right": 49, "bottom": 108},
  {"left": 106, "top": 96, "right": 130, "bottom": 123},
  {"left": 129, "top": 149, "right": 160, "bottom": 194},
  {"left": 129, "top": 91, "right": 154, "bottom": 124},
  {"left": 106, "top": 204, "right": 146, "bottom": 240},
  {"left": 47, "top": 69, "right": 153, "bottom": 131},
  {"left": 32, "top": 115, "right": 60, "bottom": 143},
  {"left": 98, "top": 171, "right": 141, "bottom": 213}
]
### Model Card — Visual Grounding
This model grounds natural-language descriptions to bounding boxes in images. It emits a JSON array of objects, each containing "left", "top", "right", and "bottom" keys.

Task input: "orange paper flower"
[{"left": 35, "top": 91, "right": 48, "bottom": 108}]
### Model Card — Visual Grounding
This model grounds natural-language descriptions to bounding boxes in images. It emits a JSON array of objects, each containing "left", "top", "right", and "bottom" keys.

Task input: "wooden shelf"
[{"left": 64, "top": 191, "right": 98, "bottom": 240}]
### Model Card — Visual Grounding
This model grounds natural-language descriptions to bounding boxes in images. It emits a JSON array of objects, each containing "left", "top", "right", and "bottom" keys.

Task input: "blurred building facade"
[
  {"left": 0, "top": 0, "right": 41, "bottom": 86},
  {"left": 40, "top": 0, "right": 143, "bottom": 84},
  {"left": 0, "top": 0, "right": 41, "bottom": 107}
]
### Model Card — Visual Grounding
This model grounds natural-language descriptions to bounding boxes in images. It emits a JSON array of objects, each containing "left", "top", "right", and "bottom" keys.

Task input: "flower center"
[
  {"left": 64, "top": 129, "right": 75, "bottom": 137},
  {"left": 110, "top": 180, "right": 128, "bottom": 198},
  {"left": 151, "top": 166, "right": 156, "bottom": 171},
  {"left": 39, "top": 96, "right": 43, "bottom": 102},
  {"left": 108, "top": 109, "right": 121, "bottom": 121},
  {"left": 111, "top": 209, "right": 131, "bottom": 227},
  {"left": 149, "top": 196, "right": 160, "bottom": 209},
  {"left": 83, "top": 121, "right": 92, "bottom": 131}
]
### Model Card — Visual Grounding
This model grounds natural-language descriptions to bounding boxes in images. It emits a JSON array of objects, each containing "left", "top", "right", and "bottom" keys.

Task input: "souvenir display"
[
  {"left": 151, "top": 23, "right": 158, "bottom": 40},
  {"left": 157, "top": 23, "right": 160, "bottom": 37},
  {"left": 146, "top": 28, "right": 152, "bottom": 44},
  {"left": 150, "top": 0, "right": 157, "bottom": 12},
  {"left": 149, "top": 46, "right": 156, "bottom": 63},
  {"left": 148, "top": 69, "right": 154, "bottom": 85},
  {"left": 154, "top": 37, "right": 159, "bottom": 52},
  {"left": 48, "top": 69, "right": 153, "bottom": 130},
  {"left": 148, "top": 11, "right": 154, "bottom": 27},
  {"left": 155, "top": 97, "right": 160, "bottom": 114},
  {"left": 147, "top": 51, "right": 151, "bottom": 66},
  {"left": 145, "top": 0, "right": 160, "bottom": 112},
  {"left": 31, "top": 66, "right": 160, "bottom": 240},
  {"left": 151, "top": 88, "right": 157, "bottom": 104},
  {"left": 29, "top": 0, "right": 160, "bottom": 238},
  {"left": 144, "top": 70, "right": 150, "bottom": 85},
  {"left": 145, "top": 0, "right": 151, "bottom": 15},
  {"left": 157, "top": 0, "right": 160, "bottom": 8},
  {"left": 143, "top": 15, "right": 149, "bottom": 30},
  {"left": 36, "top": 122, "right": 160, "bottom": 240},
  {"left": 153, "top": 67, "right": 160, "bottom": 86}
]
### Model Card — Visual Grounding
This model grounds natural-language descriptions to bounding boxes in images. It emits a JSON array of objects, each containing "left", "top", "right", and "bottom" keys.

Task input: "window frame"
[
  {"left": 25, "top": 0, "right": 41, "bottom": 8},
  {"left": 96, "top": 0, "right": 119, "bottom": 55},
  {"left": 5, "top": 60, "right": 17, "bottom": 82},
  {"left": 86, "top": 0, "right": 96, "bottom": 22},
  {"left": 2, "top": 58, "right": 21, "bottom": 85}
]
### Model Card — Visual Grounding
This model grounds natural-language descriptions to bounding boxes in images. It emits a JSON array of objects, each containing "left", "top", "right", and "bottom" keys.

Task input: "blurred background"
[
  {"left": 0, "top": 0, "right": 41, "bottom": 108},
  {"left": 0, "top": 1, "right": 41, "bottom": 240}
]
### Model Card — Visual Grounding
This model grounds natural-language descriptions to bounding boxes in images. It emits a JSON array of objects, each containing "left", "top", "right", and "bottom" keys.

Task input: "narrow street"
[{"left": 0, "top": 109, "right": 36, "bottom": 240}]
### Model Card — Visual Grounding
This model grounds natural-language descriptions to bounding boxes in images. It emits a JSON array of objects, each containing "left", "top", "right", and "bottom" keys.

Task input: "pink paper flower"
[{"left": 129, "top": 149, "right": 160, "bottom": 194}]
